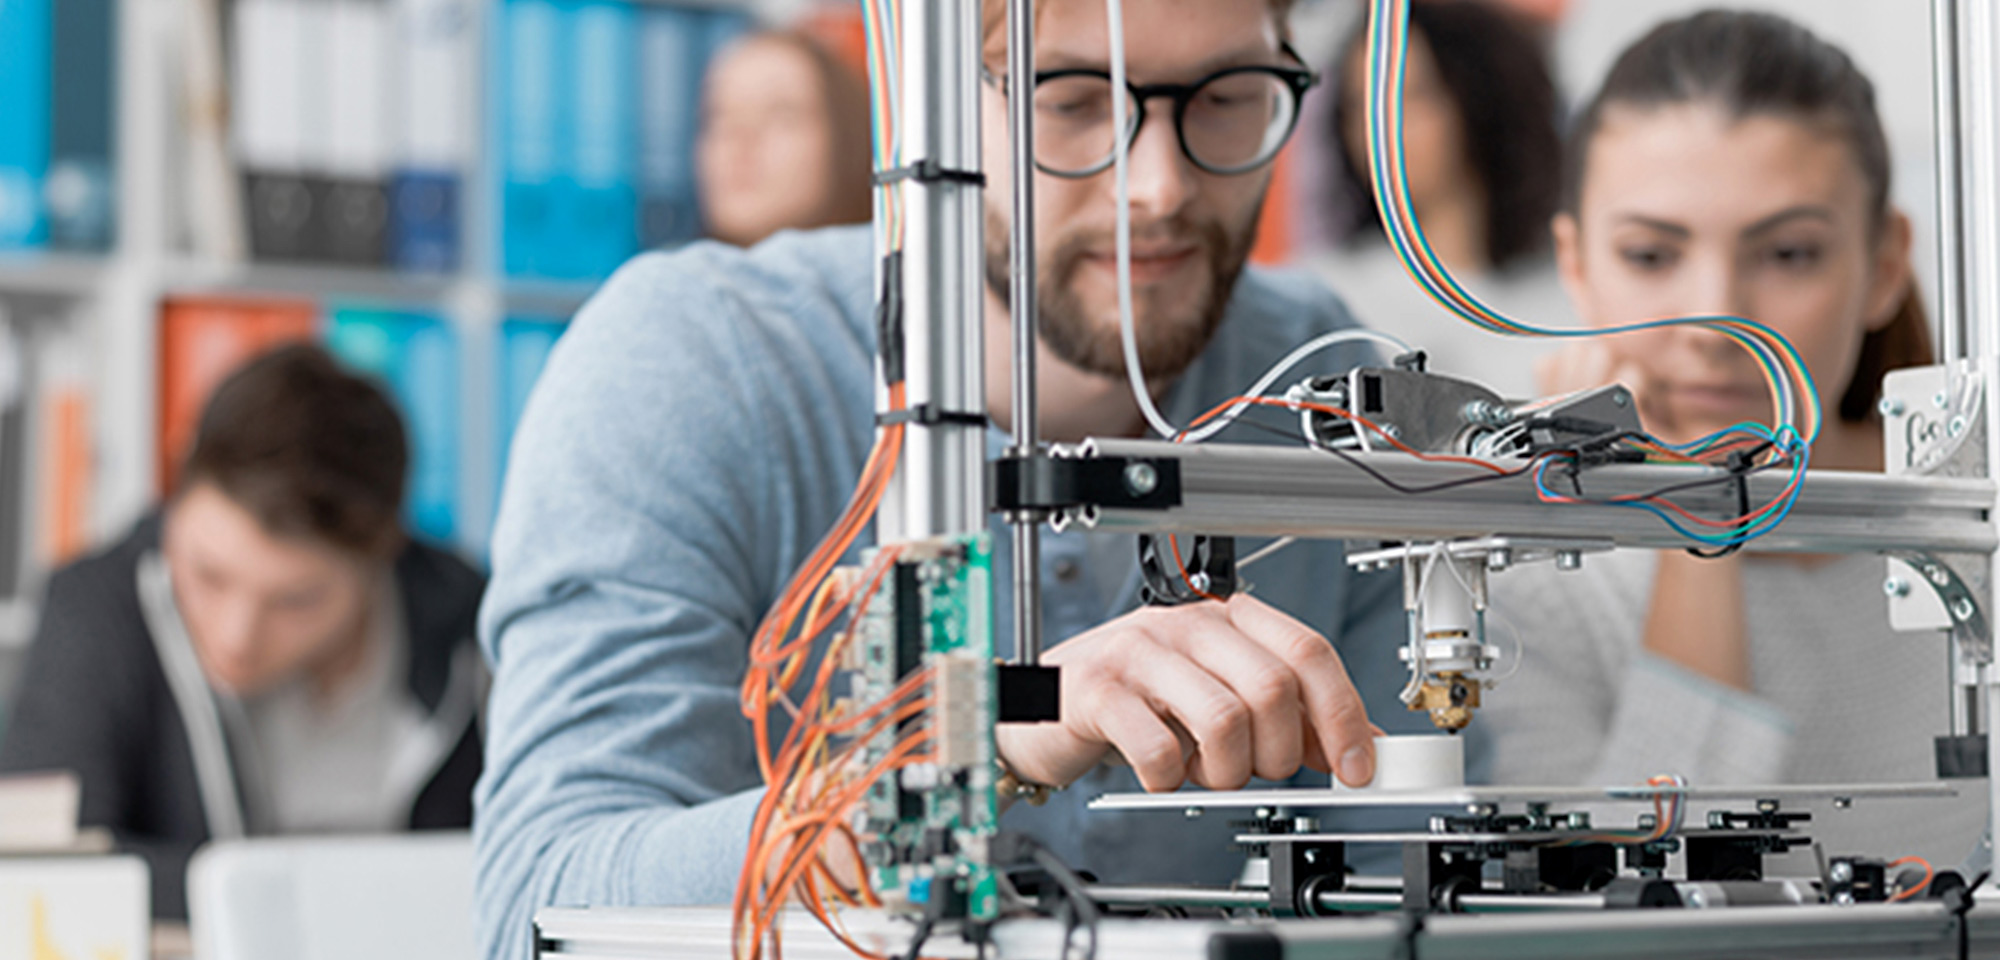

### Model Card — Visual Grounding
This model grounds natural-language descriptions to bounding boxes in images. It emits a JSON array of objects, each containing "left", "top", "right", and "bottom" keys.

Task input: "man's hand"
[{"left": 993, "top": 594, "right": 1378, "bottom": 793}]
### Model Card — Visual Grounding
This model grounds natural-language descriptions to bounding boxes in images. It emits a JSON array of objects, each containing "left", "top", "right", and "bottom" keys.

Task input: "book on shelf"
[
  {"left": 156, "top": 297, "right": 319, "bottom": 494},
  {"left": 0, "top": 0, "right": 53, "bottom": 250},
  {"left": 0, "top": 772, "right": 80, "bottom": 854},
  {"left": 325, "top": 308, "right": 462, "bottom": 544},
  {"left": 502, "top": 0, "right": 748, "bottom": 281},
  {"left": 46, "top": 0, "right": 118, "bottom": 252},
  {"left": 318, "top": 0, "right": 397, "bottom": 267},
  {"left": 493, "top": 317, "right": 566, "bottom": 518},
  {"left": 560, "top": 1, "right": 640, "bottom": 282},
  {"left": 499, "top": 0, "right": 566, "bottom": 279},
  {"left": 390, "top": 0, "right": 475, "bottom": 272},
  {"left": 233, "top": 0, "right": 318, "bottom": 262}
]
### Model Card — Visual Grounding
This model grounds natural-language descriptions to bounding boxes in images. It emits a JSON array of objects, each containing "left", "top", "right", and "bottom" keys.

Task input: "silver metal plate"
[{"left": 1088, "top": 782, "right": 1960, "bottom": 812}]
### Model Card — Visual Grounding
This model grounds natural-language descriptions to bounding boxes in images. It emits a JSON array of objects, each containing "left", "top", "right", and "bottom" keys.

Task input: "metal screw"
[
  {"left": 1879, "top": 397, "right": 1906, "bottom": 417},
  {"left": 1953, "top": 597, "right": 1976, "bottom": 622},
  {"left": 1833, "top": 796, "right": 1853, "bottom": 810},
  {"left": 1636, "top": 813, "right": 1657, "bottom": 831},
  {"left": 1487, "top": 548, "right": 1512, "bottom": 572},
  {"left": 1294, "top": 816, "right": 1318, "bottom": 833},
  {"left": 1927, "top": 564, "right": 1952, "bottom": 587},
  {"left": 1189, "top": 572, "right": 1212, "bottom": 594},
  {"left": 1830, "top": 861, "right": 1854, "bottom": 883},
  {"left": 1462, "top": 400, "right": 1510, "bottom": 426},
  {"left": 1950, "top": 416, "right": 1968, "bottom": 436},
  {"left": 1884, "top": 578, "right": 1911, "bottom": 598},
  {"left": 1708, "top": 811, "right": 1729, "bottom": 829},
  {"left": 1184, "top": 807, "right": 1204, "bottom": 819},
  {"left": 1757, "top": 799, "right": 1779, "bottom": 814},
  {"left": 1611, "top": 389, "right": 1631, "bottom": 408},
  {"left": 1935, "top": 391, "right": 1951, "bottom": 410},
  {"left": 1835, "top": 891, "right": 1856, "bottom": 906},
  {"left": 1685, "top": 888, "right": 1709, "bottom": 909},
  {"left": 1556, "top": 550, "right": 1583, "bottom": 572},
  {"left": 1567, "top": 812, "right": 1591, "bottom": 830},
  {"left": 1122, "top": 462, "right": 1159, "bottom": 496},
  {"left": 1303, "top": 849, "right": 1320, "bottom": 864}
]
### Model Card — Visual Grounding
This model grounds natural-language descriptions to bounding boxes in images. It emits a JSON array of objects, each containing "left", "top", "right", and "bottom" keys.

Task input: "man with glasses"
[{"left": 475, "top": 1, "right": 1445, "bottom": 955}]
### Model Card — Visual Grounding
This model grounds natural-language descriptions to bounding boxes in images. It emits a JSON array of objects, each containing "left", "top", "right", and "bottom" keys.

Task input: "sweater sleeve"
[
  {"left": 472, "top": 243, "right": 872, "bottom": 960},
  {"left": 1483, "top": 558, "right": 1794, "bottom": 788}
]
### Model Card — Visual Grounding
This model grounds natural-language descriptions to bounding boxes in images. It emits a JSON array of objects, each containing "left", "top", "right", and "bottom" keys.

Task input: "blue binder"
[
  {"left": 47, "top": 0, "right": 116, "bottom": 251},
  {"left": 0, "top": 0, "right": 53, "bottom": 249},
  {"left": 325, "top": 309, "right": 462, "bottom": 545},
  {"left": 498, "top": 0, "right": 567, "bottom": 278},
  {"left": 494, "top": 316, "right": 566, "bottom": 514},
  {"left": 560, "top": 0, "right": 638, "bottom": 280},
  {"left": 637, "top": 4, "right": 703, "bottom": 251}
]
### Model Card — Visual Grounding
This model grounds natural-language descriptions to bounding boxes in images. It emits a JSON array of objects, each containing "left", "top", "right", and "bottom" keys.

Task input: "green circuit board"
[{"left": 848, "top": 534, "right": 1000, "bottom": 922}]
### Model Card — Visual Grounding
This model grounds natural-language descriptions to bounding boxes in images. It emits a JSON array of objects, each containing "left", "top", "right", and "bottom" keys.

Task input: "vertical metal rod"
[
  {"left": 1006, "top": 0, "right": 1043, "bottom": 665},
  {"left": 886, "top": 0, "right": 986, "bottom": 542},
  {"left": 1933, "top": 0, "right": 1967, "bottom": 365}
]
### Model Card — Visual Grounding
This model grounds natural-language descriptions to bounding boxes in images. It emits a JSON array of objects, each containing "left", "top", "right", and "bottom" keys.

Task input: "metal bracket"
[
  {"left": 1885, "top": 550, "right": 1992, "bottom": 666},
  {"left": 988, "top": 453, "right": 1181, "bottom": 514},
  {"left": 1882, "top": 362, "right": 1986, "bottom": 479}
]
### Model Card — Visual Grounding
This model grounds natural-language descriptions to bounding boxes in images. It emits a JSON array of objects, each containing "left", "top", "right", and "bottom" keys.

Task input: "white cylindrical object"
[
  {"left": 1420, "top": 561, "right": 1477, "bottom": 636},
  {"left": 1364, "top": 735, "right": 1465, "bottom": 791}
]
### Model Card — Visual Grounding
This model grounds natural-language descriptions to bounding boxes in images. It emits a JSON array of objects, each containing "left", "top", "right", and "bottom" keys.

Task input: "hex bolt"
[
  {"left": 1830, "top": 861, "right": 1854, "bottom": 883},
  {"left": 1953, "top": 597, "right": 1976, "bottom": 622},
  {"left": 1879, "top": 397, "right": 1906, "bottom": 417},
  {"left": 1884, "top": 578, "right": 1911, "bottom": 598},
  {"left": 1556, "top": 550, "right": 1583, "bottom": 571},
  {"left": 1927, "top": 564, "right": 1952, "bottom": 587},
  {"left": 1122, "top": 462, "right": 1159, "bottom": 496}
]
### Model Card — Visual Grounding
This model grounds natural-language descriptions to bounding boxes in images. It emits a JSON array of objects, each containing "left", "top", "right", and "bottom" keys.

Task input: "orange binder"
[{"left": 156, "top": 297, "right": 318, "bottom": 494}]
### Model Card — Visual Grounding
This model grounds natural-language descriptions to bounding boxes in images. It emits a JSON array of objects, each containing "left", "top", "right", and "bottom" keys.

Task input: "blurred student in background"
[
  {"left": 0, "top": 346, "right": 486, "bottom": 920},
  {"left": 1315, "top": 0, "right": 1565, "bottom": 396},
  {"left": 696, "top": 29, "right": 873, "bottom": 247},
  {"left": 1481, "top": 10, "right": 1977, "bottom": 867}
]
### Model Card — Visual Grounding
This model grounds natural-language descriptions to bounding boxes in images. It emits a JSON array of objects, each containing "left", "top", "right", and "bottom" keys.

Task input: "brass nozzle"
[{"left": 1406, "top": 671, "right": 1478, "bottom": 732}]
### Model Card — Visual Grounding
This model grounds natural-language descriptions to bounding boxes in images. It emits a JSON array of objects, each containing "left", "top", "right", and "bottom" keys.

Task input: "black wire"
[
  {"left": 1234, "top": 417, "right": 1546, "bottom": 494},
  {"left": 900, "top": 914, "right": 935, "bottom": 960},
  {"left": 1029, "top": 847, "right": 1100, "bottom": 960},
  {"left": 1233, "top": 410, "right": 1798, "bottom": 536}
]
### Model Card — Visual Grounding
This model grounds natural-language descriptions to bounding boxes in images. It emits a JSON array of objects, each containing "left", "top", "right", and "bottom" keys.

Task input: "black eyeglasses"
[{"left": 988, "top": 46, "right": 1317, "bottom": 178}]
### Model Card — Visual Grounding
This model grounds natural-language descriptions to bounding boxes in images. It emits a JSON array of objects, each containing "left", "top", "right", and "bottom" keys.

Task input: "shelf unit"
[{"left": 0, "top": 0, "right": 803, "bottom": 651}]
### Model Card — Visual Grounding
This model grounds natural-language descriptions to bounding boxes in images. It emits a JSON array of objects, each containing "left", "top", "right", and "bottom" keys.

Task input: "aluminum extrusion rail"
[{"left": 1071, "top": 439, "right": 1998, "bottom": 555}]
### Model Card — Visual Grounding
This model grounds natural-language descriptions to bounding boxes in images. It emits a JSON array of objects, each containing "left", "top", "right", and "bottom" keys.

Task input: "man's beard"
[{"left": 985, "top": 208, "right": 1260, "bottom": 383}]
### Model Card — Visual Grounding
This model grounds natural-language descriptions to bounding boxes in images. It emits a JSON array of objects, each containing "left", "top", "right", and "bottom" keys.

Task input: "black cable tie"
[
  {"left": 876, "top": 403, "right": 990, "bottom": 428},
  {"left": 1687, "top": 449, "right": 1757, "bottom": 559},
  {"left": 872, "top": 159, "right": 987, "bottom": 188}
]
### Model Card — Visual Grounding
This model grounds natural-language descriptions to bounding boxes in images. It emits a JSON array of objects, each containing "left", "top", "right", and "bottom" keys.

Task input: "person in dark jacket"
[{"left": 0, "top": 344, "right": 486, "bottom": 921}]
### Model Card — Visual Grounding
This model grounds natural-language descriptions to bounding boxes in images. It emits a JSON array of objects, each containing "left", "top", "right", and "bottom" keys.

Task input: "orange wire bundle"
[{"left": 734, "top": 383, "right": 939, "bottom": 960}]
